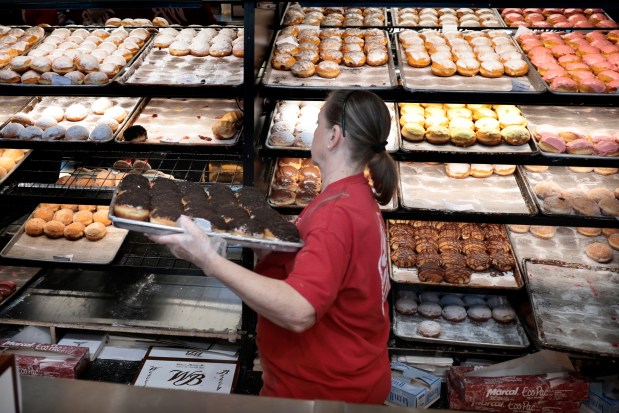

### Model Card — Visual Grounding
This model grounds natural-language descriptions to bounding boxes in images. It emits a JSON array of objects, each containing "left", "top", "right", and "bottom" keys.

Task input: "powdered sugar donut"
[
  {"left": 417, "top": 320, "right": 441, "bottom": 338},
  {"left": 395, "top": 297, "right": 418, "bottom": 315},
  {"left": 65, "top": 103, "right": 89, "bottom": 122},
  {"left": 441, "top": 305, "right": 467, "bottom": 322},
  {"left": 486, "top": 296, "right": 510, "bottom": 309},
  {"left": 419, "top": 292, "right": 440, "bottom": 303},
  {"left": 418, "top": 302, "right": 442, "bottom": 318},
  {"left": 41, "top": 106, "right": 65, "bottom": 122},
  {"left": 492, "top": 305, "right": 516, "bottom": 323},
  {"left": 439, "top": 294, "right": 464, "bottom": 307},
  {"left": 463, "top": 295, "right": 487, "bottom": 307},
  {"left": 467, "top": 304, "right": 492, "bottom": 322},
  {"left": 104, "top": 106, "right": 127, "bottom": 123},
  {"left": 65, "top": 125, "right": 89, "bottom": 141},
  {"left": 89, "top": 124, "right": 113, "bottom": 142},
  {"left": 91, "top": 97, "right": 114, "bottom": 115}
]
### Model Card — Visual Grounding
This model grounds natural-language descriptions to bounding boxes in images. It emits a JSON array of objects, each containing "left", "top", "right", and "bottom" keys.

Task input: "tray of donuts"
[
  {"left": 0, "top": 149, "right": 31, "bottom": 186},
  {"left": 282, "top": 4, "right": 387, "bottom": 27},
  {"left": 398, "top": 162, "right": 538, "bottom": 217},
  {"left": 499, "top": 8, "right": 617, "bottom": 29},
  {"left": 0, "top": 96, "right": 140, "bottom": 143},
  {"left": 520, "top": 165, "right": 619, "bottom": 221},
  {"left": 519, "top": 105, "right": 619, "bottom": 159},
  {"left": 520, "top": 259, "right": 619, "bottom": 357},
  {"left": 0, "top": 26, "right": 46, "bottom": 67},
  {"left": 395, "top": 28, "right": 546, "bottom": 93},
  {"left": 267, "top": 157, "right": 398, "bottom": 212},
  {"left": 398, "top": 103, "right": 537, "bottom": 154},
  {"left": 0, "top": 203, "right": 128, "bottom": 264},
  {"left": 507, "top": 225, "right": 619, "bottom": 268},
  {"left": 392, "top": 287, "right": 530, "bottom": 349},
  {"left": 115, "top": 98, "right": 242, "bottom": 145},
  {"left": 265, "top": 100, "right": 400, "bottom": 153},
  {"left": 388, "top": 220, "right": 523, "bottom": 289},
  {"left": 117, "top": 26, "right": 244, "bottom": 86},
  {"left": 391, "top": 7, "right": 505, "bottom": 28},
  {"left": 263, "top": 26, "right": 396, "bottom": 89},
  {"left": 515, "top": 30, "right": 619, "bottom": 94},
  {"left": 0, "top": 26, "right": 153, "bottom": 86}
]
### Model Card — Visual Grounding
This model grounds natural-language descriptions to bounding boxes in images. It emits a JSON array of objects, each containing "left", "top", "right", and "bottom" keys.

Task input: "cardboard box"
[
  {"left": 0, "top": 354, "right": 21, "bottom": 413},
  {"left": 448, "top": 351, "right": 589, "bottom": 404},
  {"left": 448, "top": 373, "right": 581, "bottom": 413},
  {"left": 386, "top": 362, "right": 441, "bottom": 409},
  {"left": 0, "top": 340, "right": 88, "bottom": 379},
  {"left": 587, "top": 379, "right": 619, "bottom": 413}
]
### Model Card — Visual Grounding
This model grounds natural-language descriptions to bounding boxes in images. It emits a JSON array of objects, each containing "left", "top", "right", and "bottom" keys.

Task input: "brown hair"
[{"left": 322, "top": 90, "right": 397, "bottom": 205}]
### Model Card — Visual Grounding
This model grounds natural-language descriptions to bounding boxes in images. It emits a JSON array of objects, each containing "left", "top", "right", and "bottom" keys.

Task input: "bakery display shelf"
[
  {"left": 0, "top": 268, "right": 243, "bottom": 340},
  {"left": 520, "top": 165, "right": 619, "bottom": 222},
  {"left": 521, "top": 259, "right": 619, "bottom": 358},
  {"left": 398, "top": 162, "right": 538, "bottom": 217}
]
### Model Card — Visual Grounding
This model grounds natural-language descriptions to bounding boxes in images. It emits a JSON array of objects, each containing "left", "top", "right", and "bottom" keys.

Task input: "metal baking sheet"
[
  {"left": 396, "top": 30, "right": 546, "bottom": 93},
  {"left": 0, "top": 96, "right": 140, "bottom": 143},
  {"left": 0, "top": 266, "right": 41, "bottom": 308},
  {"left": 399, "top": 105, "right": 538, "bottom": 154},
  {"left": 281, "top": 5, "right": 387, "bottom": 27},
  {"left": 519, "top": 105, "right": 619, "bottom": 161},
  {"left": 520, "top": 165, "right": 619, "bottom": 220},
  {"left": 1, "top": 207, "right": 129, "bottom": 264},
  {"left": 118, "top": 34, "right": 243, "bottom": 86},
  {"left": 398, "top": 162, "right": 537, "bottom": 216},
  {"left": 499, "top": 10, "right": 616, "bottom": 29},
  {"left": 389, "top": 221, "right": 523, "bottom": 289},
  {"left": 0, "top": 149, "right": 31, "bottom": 186},
  {"left": 0, "top": 271, "right": 242, "bottom": 339},
  {"left": 523, "top": 260, "right": 619, "bottom": 357},
  {"left": 391, "top": 7, "right": 506, "bottom": 28},
  {"left": 109, "top": 190, "right": 304, "bottom": 252},
  {"left": 0, "top": 96, "right": 34, "bottom": 126},
  {"left": 264, "top": 100, "right": 399, "bottom": 153},
  {"left": 115, "top": 97, "right": 241, "bottom": 146},
  {"left": 262, "top": 29, "right": 397, "bottom": 90},
  {"left": 267, "top": 158, "right": 398, "bottom": 212},
  {"left": 392, "top": 295, "right": 529, "bottom": 349},
  {"left": 508, "top": 226, "right": 619, "bottom": 268}
]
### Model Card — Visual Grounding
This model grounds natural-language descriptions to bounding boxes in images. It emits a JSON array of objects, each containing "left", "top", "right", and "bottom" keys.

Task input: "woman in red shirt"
[{"left": 151, "top": 90, "right": 397, "bottom": 403}]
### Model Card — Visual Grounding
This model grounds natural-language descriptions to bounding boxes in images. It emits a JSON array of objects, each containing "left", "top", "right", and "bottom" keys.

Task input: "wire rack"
[{"left": 0, "top": 149, "right": 243, "bottom": 203}]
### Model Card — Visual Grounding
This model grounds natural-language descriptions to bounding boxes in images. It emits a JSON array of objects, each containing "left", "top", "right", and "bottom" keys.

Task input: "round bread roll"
[
  {"left": 52, "top": 208, "right": 74, "bottom": 225},
  {"left": 530, "top": 225, "right": 557, "bottom": 239},
  {"left": 417, "top": 320, "right": 441, "bottom": 338},
  {"left": 65, "top": 103, "right": 89, "bottom": 122},
  {"left": 43, "top": 220, "right": 65, "bottom": 239},
  {"left": 24, "top": 218, "right": 46, "bottom": 236},
  {"left": 585, "top": 242, "right": 613, "bottom": 263},
  {"left": 2, "top": 149, "right": 25, "bottom": 162},
  {"left": 0, "top": 156, "right": 15, "bottom": 172},
  {"left": 79, "top": 205, "right": 97, "bottom": 212},
  {"left": 64, "top": 222, "right": 85, "bottom": 241}
]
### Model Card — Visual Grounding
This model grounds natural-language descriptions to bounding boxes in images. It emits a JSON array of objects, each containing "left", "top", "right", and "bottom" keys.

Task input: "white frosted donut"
[
  {"left": 104, "top": 106, "right": 127, "bottom": 123},
  {"left": 154, "top": 34, "right": 176, "bottom": 48},
  {"left": 41, "top": 106, "right": 65, "bottom": 122},
  {"left": 42, "top": 125, "right": 66, "bottom": 140},
  {"left": 84, "top": 71, "right": 109, "bottom": 84},
  {"left": 91, "top": 97, "right": 114, "bottom": 115},
  {"left": 65, "top": 103, "right": 89, "bottom": 122}
]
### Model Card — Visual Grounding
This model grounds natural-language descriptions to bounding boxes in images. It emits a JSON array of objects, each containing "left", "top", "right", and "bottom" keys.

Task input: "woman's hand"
[{"left": 149, "top": 215, "right": 217, "bottom": 271}]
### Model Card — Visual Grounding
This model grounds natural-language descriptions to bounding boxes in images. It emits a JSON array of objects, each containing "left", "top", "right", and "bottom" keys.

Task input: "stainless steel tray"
[
  {"left": 520, "top": 165, "right": 619, "bottom": 221},
  {"left": 396, "top": 29, "right": 546, "bottom": 93},
  {"left": 0, "top": 149, "right": 31, "bottom": 186},
  {"left": 398, "top": 162, "right": 537, "bottom": 216},
  {"left": 0, "top": 96, "right": 140, "bottom": 143},
  {"left": 498, "top": 10, "right": 616, "bottom": 29},
  {"left": 388, "top": 221, "right": 524, "bottom": 289},
  {"left": 262, "top": 29, "right": 397, "bottom": 90},
  {"left": 0, "top": 266, "right": 41, "bottom": 309},
  {"left": 391, "top": 7, "right": 506, "bottom": 28},
  {"left": 115, "top": 97, "right": 242, "bottom": 146},
  {"left": 399, "top": 104, "right": 539, "bottom": 154},
  {"left": 1, "top": 206, "right": 129, "bottom": 264},
  {"left": 522, "top": 259, "right": 619, "bottom": 357},
  {"left": 118, "top": 33, "right": 243, "bottom": 86},
  {"left": 264, "top": 100, "right": 399, "bottom": 153},
  {"left": 392, "top": 290, "right": 530, "bottom": 349},
  {"left": 519, "top": 105, "right": 619, "bottom": 161},
  {"left": 281, "top": 5, "right": 387, "bottom": 27},
  {"left": 508, "top": 226, "right": 619, "bottom": 268},
  {"left": 109, "top": 188, "right": 304, "bottom": 252},
  {"left": 0, "top": 96, "right": 35, "bottom": 126}
]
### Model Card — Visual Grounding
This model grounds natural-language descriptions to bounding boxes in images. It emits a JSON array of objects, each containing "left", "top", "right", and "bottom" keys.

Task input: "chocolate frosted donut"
[
  {"left": 418, "top": 302, "right": 442, "bottom": 318},
  {"left": 417, "top": 320, "right": 441, "bottom": 338},
  {"left": 442, "top": 305, "right": 467, "bottom": 322}
]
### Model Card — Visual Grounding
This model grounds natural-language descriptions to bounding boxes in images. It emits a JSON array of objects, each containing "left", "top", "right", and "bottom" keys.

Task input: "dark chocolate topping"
[{"left": 123, "top": 125, "right": 148, "bottom": 142}]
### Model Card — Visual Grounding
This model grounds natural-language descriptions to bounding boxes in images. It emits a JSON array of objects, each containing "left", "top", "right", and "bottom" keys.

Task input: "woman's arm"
[{"left": 151, "top": 216, "right": 316, "bottom": 333}]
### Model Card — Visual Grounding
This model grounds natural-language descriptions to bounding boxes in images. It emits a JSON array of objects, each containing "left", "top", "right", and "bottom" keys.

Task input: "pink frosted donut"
[
  {"left": 582, "top": 53, "right": 608, "bottom": 66},
  {"left": 605, "top": 79, "right": 619, "bottom": 92},
  {"left": 542, "top": 68, "right": 567, "bottom": 82},
  {"left": 551, "top": 44, "right": 575, "bottom": 58},
  {"left": 558, "top": 54, "right": 581, "bottom": 66},
  {"left": 593, "top": 141, "right": 619, "bottom": 156},
  {"left": 550, "top": 76, "right": 577, "bottom": 92}
]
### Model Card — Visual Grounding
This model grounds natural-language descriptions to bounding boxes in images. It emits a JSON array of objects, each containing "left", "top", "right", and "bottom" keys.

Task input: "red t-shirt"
[{"left": 254, "top": 173, "right": 391, "bottom": 404}]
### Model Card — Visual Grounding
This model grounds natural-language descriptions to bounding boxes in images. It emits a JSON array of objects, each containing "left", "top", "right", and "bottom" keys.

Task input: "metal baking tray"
[
  {"left": 391, "top": 7, "right": 506, "bottom": 28},
  {"left": 118, "top": 33, "right": 243, "bottom": 86},
  {"left": 520, "top": 165, "right": 619, "bottom": 221},
  {"left": 267, "top": 158, "right": 398, "bottom": 212},
  {"left": 388, "top": 221, "right": 524, "bottom": 289},
  {"left": 498, "top": 10, "right": 616, "bottom": 29},
  {"left": 520, "top": 105, "right": 619, "bottom": 161},
  {"left": 522, "top": 259, "right": 619, "bottom": 357},
  {"left": 109, "top": 188, "right": 304, "bottom": 252},
  {"left": 396, "top": 29, "right": 546, "bottom": 93},
  {"left": 508, "top": 226, "right": 619, "bottom": 268},
  {"left": 0, "top": 266, "right": 41, "bottom": 308},
  {"left": 115, "top": 97, "right": 242, "bottom": 146},
  {"left": 0, "top": 96, "right": 35, "bottom": 126},
  {"left": 392, "top": 291, "right": 530, "bottom": 349},
  {"left": 264, "top": 100, "right": 399, "bottom": 153},
  {"left": 0, "top": 149, "right": 31, "bottom": 186},
  {"left": 0, "top": 96, "right": 140, "bottom": 143},
  {"left": 281, "top": 5, "right": 387, "bottom": 27},
  {"left": 398, "top": 162, "right": 538, "bottom": 216},
  {"left": 399, "top": 105, "right": 539, "bottom": 155},
  {"left": 262, "top": 29, "right": 397, "bottom": 90},
  {"left": 0, "top": 205, "right": 129, "bottom": 264}
]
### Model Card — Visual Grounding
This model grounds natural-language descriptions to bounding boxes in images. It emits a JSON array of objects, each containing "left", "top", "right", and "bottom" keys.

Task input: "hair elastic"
[{"left": 371, "top": 140, "right": 388, "bottom": 153}]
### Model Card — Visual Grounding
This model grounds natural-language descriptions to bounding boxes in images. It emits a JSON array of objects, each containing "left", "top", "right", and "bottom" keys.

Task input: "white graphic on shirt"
[{"left": 376, "top": 212, "right": 390, "bottom": 316}]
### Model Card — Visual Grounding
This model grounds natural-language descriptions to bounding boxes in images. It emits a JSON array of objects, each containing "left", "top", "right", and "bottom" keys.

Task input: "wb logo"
[{"left": 168, "top": 370, "right": 205, "bottom": 386}]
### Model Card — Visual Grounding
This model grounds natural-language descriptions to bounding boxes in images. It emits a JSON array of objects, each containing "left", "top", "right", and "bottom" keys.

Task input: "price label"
[{"left": 511, "top": 79, "right": 531, "bottom": 92}]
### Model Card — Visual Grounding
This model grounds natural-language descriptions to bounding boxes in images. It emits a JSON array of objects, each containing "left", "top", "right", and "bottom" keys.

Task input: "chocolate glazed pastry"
[{"left": 122, "top": 125, "right": 148, "bottom": 142}]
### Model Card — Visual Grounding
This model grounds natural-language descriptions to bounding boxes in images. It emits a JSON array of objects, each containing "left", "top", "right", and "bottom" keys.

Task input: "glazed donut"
[
  {"left": 456, "top": 58, "right": 480, "bottom": 76},
  {"left": 445, "top": 163, "right": 471, "bottom": 179},
  {"left": 271, "top": 53, "right": 296, "bottom": 71},
  {"left": 51, "top": 56, "right": 75, "bottom": 74},
  {"left": 295, "top": 50, "right": 319, "bottom": 64},
  {"left": 291, "top": 60, "right": 316, "bottom": 78},
  {"left": 315, "top": 60, "right": 341, "bottom": 79},
  {"left": 503, "top": 59, "right": 529, "bottom": 76},
  {"left": 319, "top": 49, "right": 343, "bottom": 64},
  {"left": 479, "top": 60, "right": 504, "bottom": 77},
  {"left": 342, "top": 51, "right": 366, "bottom": 67},
  {"left": 366, "top": 49, "right": 388, "bottom": 66}
]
